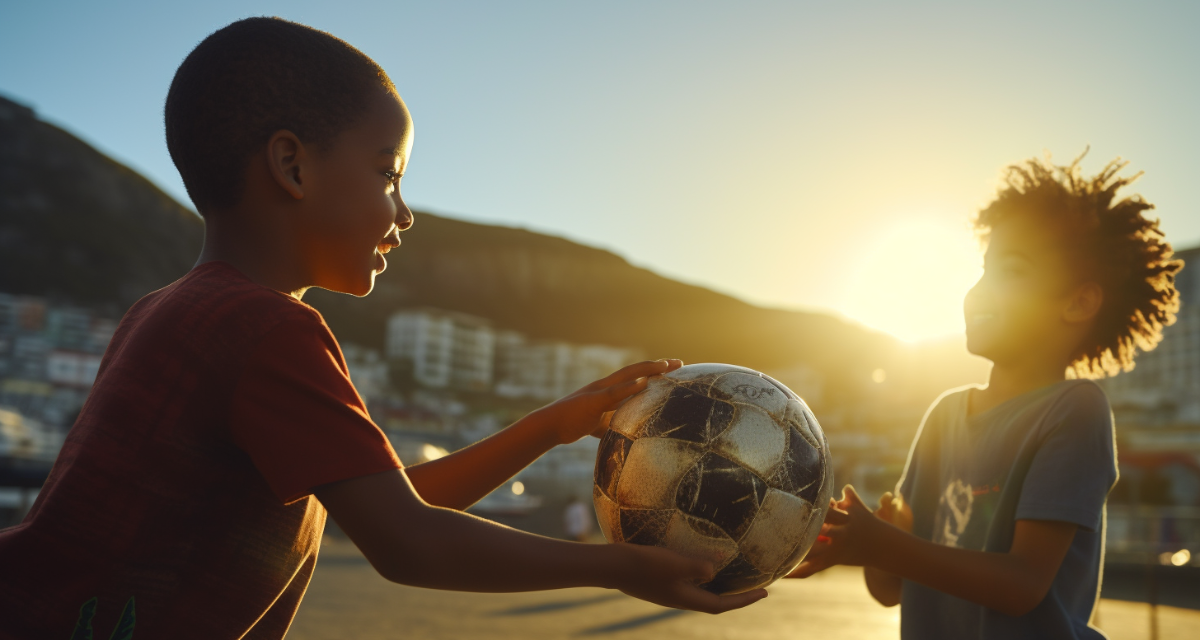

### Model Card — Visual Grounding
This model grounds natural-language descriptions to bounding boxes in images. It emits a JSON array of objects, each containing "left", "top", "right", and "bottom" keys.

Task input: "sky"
[{"left": 2, "top": 0, "right": 1197, "bottom": 342}]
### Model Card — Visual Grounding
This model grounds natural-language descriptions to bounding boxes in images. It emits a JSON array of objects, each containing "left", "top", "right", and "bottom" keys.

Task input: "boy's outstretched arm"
[
  {"left": 788, "top": 486, "right": 1076, "bottom": 617},
  {"left": 315, "top": 467, "right": 766, "bottom": 613},
  {"left": 404, "top": 359, "right": 682, "bottom": 510}
]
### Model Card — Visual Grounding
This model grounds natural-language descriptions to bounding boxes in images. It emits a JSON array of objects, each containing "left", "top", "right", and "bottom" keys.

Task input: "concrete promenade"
[{"left": 288, "top": 539, "right": 1198, "bottom": 640}]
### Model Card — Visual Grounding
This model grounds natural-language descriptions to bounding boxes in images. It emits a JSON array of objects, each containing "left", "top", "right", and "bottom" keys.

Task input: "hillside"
[
  {"left": 0, "top": 97, "right": 202, "bottom": 315},
  {"left": 0, "top": 93, "right": 987, "bottom": 413}
]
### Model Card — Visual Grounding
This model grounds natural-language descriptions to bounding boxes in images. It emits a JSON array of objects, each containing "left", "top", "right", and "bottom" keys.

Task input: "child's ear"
[
  {"left": 265, "top": 130, "right": 306, "bottom": 200},
  {"left": 1063, "top": 282, "right": 1104, "bottom": 324}
]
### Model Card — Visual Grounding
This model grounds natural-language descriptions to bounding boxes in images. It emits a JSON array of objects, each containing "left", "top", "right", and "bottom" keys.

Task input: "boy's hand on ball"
[
  {"left": 786, "top": 485, "right": 883, "bottom": 579},
  {"left": 613, "top": 543, "right": 768, "bottom": 614},
  {"left": 535, "top": 359, "right": 683, "bottom": 445}
]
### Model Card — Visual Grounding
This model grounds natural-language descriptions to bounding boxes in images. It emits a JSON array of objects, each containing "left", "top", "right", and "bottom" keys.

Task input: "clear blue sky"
[{"left": 2, "top": 1, "right": 1197, "bottom": 340}]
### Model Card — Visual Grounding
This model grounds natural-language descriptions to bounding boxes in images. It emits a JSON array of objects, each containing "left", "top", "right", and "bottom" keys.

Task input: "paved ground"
[{"left": 288, "top": 538, "right": 1199, "bottom": 640}]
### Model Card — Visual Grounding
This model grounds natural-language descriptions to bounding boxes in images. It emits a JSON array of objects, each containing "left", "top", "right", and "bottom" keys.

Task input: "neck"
[
  {"left": 195, "top": 212, "right": 312, "bottom": 300},
  {"left": 973, "top": 352, "right": 1070, "bottom": 416}
]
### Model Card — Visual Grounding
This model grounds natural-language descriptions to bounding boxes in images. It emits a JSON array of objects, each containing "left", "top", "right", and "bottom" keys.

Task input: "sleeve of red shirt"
[{"left": 229, "top": 312, "right": 402, "bottom": 504}]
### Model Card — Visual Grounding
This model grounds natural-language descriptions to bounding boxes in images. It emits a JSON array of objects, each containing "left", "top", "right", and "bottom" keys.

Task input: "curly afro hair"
[
  {"left": 165, "top": 17, "right": 396, "bottom": 214},
  {"left": 974, "top": 152, "right": 1183, "bottom": 378}
]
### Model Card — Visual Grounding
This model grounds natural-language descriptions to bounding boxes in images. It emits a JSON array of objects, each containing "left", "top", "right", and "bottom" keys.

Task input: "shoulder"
[
  {"left": 118, "top": 262, "right": 336, "bottom": 367},
  {"left": 1047, "top": 380, "right": 1112, "bottom": 420},
  {"left": 923, "top": 384, "right": 978, "bottom": 423},
  {"left": 908, "top": 384, "right": 977, "bottom": 447},
  {"left": 1035, "top": 380, "right": 1114, "bottom": 443},
  {"left": 177, "top": 262, "right": 330, "bottom": 336}
]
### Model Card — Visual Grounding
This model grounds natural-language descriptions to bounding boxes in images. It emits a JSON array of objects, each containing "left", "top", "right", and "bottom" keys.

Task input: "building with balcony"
[
  {"left": 494, "top": 333, "right": 640, "bottom": 401},
  {"left": 386, "top": 309, "right": 494, "bottom": 391}
]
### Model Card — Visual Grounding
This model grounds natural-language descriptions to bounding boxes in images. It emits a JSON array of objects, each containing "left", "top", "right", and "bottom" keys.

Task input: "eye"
[{"left": 383, "top": 170, "right": 400, "bottom": 183}]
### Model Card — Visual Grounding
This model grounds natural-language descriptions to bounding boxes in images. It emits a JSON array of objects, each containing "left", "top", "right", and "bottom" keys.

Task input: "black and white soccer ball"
[{"left": 593, "top": 363, "right": 833, "bottom": 595}]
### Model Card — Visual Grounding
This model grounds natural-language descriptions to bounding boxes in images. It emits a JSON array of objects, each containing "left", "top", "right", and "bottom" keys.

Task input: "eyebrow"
[{"left": 378, "top": 144, "right": 404, "bottom": 156}]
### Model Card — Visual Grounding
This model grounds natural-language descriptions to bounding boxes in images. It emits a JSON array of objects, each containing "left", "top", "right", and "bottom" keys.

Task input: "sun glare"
[{"left": 839, "top": 218, "right": 983, "bottom": 343}]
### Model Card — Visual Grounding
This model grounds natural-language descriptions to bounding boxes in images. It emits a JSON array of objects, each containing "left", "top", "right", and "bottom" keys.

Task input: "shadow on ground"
[
  {"left": 489, "top": 594, "right": 624, "bottom": 616},
  {"left": 575, "top": 609, "right": 690, "bottom": 635}
]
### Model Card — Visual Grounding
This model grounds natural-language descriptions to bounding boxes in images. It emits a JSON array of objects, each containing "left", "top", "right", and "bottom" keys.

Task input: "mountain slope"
[
  {"left": 0, "top": 97, "right": 203, "bottom": 315},
  {"left": 0, "top": 93, "right": 986, "bottom": 412}
]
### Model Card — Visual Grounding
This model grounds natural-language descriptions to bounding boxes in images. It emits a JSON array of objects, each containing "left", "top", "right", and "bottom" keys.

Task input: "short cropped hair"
[
  {"left": 974, "top": 152, "right": 1183, "bottom": 378},
  {"left": 165, "top": 17, "right": 395, "bottom": 213}
]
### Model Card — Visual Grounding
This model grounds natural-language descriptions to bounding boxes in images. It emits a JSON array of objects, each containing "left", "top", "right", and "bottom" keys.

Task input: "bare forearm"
[
  {"left": 405, "top": 411, "right": 556, "bottom": 510},
  {"left": 321, "top": 470, "right": 625, "bottom": 592},
  {"left": 863, "top": 566, "right": 901, "bottom": 607},
  {"left": 868, "top": 528, "right": 1044, "bottom": 616},
  {"left": 377, "top": 503, "right": 624, "bottom": 591}
]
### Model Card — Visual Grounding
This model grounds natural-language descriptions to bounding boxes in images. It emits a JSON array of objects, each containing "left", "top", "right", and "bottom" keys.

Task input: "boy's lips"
[
  {"left": 377, "top": 227, "right": 402, "bottom": 254},
  {"left": 969, "top": 313, "right": 996, "bottom": 327}
]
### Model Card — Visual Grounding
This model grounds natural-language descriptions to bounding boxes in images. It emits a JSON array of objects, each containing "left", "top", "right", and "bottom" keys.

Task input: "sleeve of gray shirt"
[{"left": 1014, "top": 382, "right": 1118, "bottom": 532}]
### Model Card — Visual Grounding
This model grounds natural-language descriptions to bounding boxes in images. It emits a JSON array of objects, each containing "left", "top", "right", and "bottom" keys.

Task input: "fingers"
[
  {"left": 824, "top": 507, "right": 850, "bottom": 526},
  {"left": 877, "top": 491, "right": 895, "bottom": 510},
  {"left": 591, "top": 359, "right": 682, "bottom": 390},
  {"left": 603, "top": 376, "right": 650, "bottom": 406},
  {"left": 785, "top": 557, "right": 830, "bottom": 579},
  {"left": 590, "top": 411, "right": 614, "bottom": 438},
  {"left": 704, "top": 588, "right": 768, "bottom": 614},
  {"left": 684, "top": 557, "right": 717, "bottom": 583}
]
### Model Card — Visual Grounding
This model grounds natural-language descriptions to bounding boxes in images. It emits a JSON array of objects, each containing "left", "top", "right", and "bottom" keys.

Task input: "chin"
[
  {"left": 321, "top": 272, "right": 376, "bottom": 298},
  {"left": 964, "top": 332, "right": 996, "bottom": 360},
  {"left": 349, "top": 274, "right": 376, "bottom": 297}
]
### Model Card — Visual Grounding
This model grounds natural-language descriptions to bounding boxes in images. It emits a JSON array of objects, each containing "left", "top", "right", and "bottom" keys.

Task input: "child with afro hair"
[{"left": 789, "top": 152, "right": 1182, "bottom": 640}]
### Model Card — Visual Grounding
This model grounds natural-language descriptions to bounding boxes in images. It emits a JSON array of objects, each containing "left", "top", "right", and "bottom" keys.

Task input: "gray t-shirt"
[{"left": 897, "top": 380, "right": 1118, "bottom": 640}]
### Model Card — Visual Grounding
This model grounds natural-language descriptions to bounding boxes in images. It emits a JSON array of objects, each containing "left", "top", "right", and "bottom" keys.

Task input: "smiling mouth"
[{"left": 970, "top": 313, "right": 995, "bottom": 326}]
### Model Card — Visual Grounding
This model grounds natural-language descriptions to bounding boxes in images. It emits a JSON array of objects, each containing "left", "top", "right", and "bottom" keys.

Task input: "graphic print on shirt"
[
  {"left": 934, "top": 479, "right": 973, "bottom": 547},
  {"left": 933, "top": 477, "right": 1003, "bottom": 549}
]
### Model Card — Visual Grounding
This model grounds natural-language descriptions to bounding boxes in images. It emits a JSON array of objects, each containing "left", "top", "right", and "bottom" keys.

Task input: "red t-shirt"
[{"left": 0, "top": 262, "right": 402, "bottom": 639}]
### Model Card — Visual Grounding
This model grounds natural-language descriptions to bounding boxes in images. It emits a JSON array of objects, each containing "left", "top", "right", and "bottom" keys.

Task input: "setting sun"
[{"left": 838, "top": 218, "right": 983, "bottom": 342}]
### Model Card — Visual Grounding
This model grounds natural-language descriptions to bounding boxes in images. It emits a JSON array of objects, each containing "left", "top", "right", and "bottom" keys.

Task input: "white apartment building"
[
  {"left": 388, "top": 309, "right": 641, "bottom": 399},
  {"left": 494, "top": 333, "right": 640, "bottom": 401},
  {"left": 1104, "top": 246, "right": 1200, "bottom": 426},
  {"left": 387, "top": 310, "right": 494, "bottom": 391},
  {"left": 340, "top": 343, "right": 389, "bottom": 409}
]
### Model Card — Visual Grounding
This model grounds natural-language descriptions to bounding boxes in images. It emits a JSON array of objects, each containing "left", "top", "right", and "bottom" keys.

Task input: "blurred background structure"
[{"left": 2, "top": 1, "right": 1199, "bottom": 637}]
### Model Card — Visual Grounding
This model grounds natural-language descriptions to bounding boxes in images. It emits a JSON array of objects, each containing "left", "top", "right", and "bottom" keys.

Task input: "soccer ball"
[{"left": 593, "top": 363, "right": 833, "bottom": 595}]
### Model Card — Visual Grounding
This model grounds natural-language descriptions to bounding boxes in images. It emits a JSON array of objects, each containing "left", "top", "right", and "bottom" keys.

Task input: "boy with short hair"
[
  {"left": 0, "top": 17, "right": 764, "bottom": 638},
  {"left": 790, "top": 155, "right": 1182, "bottom": 639}
]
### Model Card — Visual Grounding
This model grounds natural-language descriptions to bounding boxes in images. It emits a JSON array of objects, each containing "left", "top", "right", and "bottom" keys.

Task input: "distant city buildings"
[
  {"left": 384, "top": 308, "right": 641, "bottom": 400},
  {"left": 0, "top": 293, "right": 114, "bottom": 429},
  {"left": 1104, "top": 246, "right": 1200, "bottom": 429},
  {"left": 1101, "top": 246, "right": 1200, "bottom": 509},
  {"left": 387, "top": 310, "right": 495, "bottom": 391}
]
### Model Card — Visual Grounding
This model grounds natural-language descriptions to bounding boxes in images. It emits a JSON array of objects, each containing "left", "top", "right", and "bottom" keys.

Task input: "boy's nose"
[{"left": 396, "top": 205, "right": 414, "bottom": 231}]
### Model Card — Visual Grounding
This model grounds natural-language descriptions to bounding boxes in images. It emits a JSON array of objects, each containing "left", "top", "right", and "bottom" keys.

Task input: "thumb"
[
  {"left": 685, "top": 557, "right": 717, "bottom": 582},
  {"left": 824, "top": 507, "right": 850, "bottom": 525},
  {"left": 842, "top": 485, "right": 868, "bottom": 510}
]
